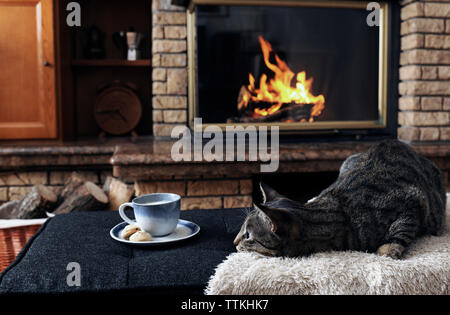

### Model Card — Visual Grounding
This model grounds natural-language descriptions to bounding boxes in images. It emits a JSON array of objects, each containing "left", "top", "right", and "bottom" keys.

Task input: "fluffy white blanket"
[{"left": 205, "top": 194, "right": 450, "bottom": 295}]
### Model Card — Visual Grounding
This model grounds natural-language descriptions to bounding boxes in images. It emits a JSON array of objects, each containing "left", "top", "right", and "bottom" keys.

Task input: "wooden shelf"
[
  {"left": 58, "top": 0, "right": 152, "bottom": 139},
  {"left": 72, "top": 59, "right": 151, "bottom": 67}
]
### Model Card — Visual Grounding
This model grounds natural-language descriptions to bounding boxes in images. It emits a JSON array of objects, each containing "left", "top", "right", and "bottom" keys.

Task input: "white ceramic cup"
[{"left": 119, "top": 193, "right": 181, "bottom": 237}]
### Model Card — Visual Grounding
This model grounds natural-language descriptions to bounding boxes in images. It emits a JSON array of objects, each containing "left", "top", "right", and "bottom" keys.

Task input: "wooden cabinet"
[
  {"left": 0, "top": 0, "right": 151, "bottom": 141},
  {"left": 0, "top": 0, "right": 57, "bottom": 139}
]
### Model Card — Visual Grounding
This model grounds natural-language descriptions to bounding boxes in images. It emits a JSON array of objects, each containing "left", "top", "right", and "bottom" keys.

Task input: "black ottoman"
[{"left": 0, "top": 209, "right": 245, "bottom": 295}]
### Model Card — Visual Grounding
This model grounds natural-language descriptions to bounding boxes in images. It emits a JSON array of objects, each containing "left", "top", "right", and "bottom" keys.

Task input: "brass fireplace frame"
[{"left": 187, "top": 0, "right": 390, "bottom": 131}]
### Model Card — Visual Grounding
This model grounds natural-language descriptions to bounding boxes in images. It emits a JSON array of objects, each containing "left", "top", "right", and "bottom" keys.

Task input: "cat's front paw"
[{"left": 376, "top": 243, "right": 405, "bottom": 259}]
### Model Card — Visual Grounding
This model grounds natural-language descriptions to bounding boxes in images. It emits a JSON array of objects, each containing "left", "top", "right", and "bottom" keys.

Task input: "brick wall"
[
  {"left": 398, "top": 0, "right": 450, "bottom": 142},
  {"left": 0, "top": 169, "right": 254, "bottom": 210},
  {"left": 134, "top": 178, "right": 253, "bottom": 210},
  {"left": 152, "top": 0, "right": 188, "bottom": 137}
]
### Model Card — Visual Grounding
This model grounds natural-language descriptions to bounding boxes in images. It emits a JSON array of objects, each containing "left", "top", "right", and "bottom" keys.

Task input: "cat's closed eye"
[{"left": 244, "top": 231, "right": 250, "bottom": 239}]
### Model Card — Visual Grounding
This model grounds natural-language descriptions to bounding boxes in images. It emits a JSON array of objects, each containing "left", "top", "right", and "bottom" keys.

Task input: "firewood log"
[
  {"left": 0, "top": 200, "right": 20, "bottom": 219},
  {"left": 9, "top": 185, "right": 58, "bottom": 219},
  {"left": 237, "top": 85, "right": 251, "bottom": 112},
  {"left": 56, "top": 171, "right": 85, "bottom": 204},
  {"left": 228, "top": 103, "right": 313, "bottom": 123},
  {"left": 53, "top": 181, "right": 108, "bottom": 215},
  {"left": 103, "top": 176, "right": 135, "bottom": 210}
]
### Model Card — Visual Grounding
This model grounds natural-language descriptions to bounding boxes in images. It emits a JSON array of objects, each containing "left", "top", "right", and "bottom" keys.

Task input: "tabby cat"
[{"left": 234, "top": 140, "right": 446, "bottom": 259}]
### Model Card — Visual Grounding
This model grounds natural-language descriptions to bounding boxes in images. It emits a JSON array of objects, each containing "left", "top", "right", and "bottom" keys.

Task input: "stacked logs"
[{"left": 0, "top": 172, "right": 135, "bottom": 219}]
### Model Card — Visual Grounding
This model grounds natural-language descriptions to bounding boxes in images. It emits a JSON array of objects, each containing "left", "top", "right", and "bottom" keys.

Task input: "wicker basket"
[{"left": 0, "top": 225, "right": 42, "bottom": 272}]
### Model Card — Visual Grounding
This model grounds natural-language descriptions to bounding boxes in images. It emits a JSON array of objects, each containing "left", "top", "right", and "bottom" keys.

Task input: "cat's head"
[{"left": 233, "top": 182, "right": 303, "bottom": 257}]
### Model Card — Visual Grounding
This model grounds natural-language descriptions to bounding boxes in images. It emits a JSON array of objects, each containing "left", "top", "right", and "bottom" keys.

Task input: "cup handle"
[{"left": 119, "top": 203, "right": 135, "bottom": 225}]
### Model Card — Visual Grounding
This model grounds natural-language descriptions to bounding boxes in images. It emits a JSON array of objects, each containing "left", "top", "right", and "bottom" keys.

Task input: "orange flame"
[{"left": 241, "top": 36, "right": 325, "bottom": 121}]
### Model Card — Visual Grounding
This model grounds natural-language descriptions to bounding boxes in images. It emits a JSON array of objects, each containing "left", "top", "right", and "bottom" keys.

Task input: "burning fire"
[{"left": 238, "top": 36, "right": 325, "bottom": 122}]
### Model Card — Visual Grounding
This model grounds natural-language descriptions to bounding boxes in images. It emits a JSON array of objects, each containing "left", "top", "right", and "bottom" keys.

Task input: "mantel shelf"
[{"left": 71, "top": 59, "right": 151, "bottom": 67}]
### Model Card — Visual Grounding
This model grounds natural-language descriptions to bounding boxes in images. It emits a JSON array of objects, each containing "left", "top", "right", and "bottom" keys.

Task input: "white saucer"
[{"left": 110, "top": 220, "right": 200, "bottom": 247}]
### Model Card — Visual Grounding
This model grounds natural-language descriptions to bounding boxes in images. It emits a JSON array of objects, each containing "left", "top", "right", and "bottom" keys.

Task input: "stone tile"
[
  {"left": 153, "top": 82, "right": 167, "bottom": 95},
  {"left": 164, "top": 26, "right": 187, "bottom": 39},
  {"left": 399, "top": 81, "right": 450, "bottom": 95},
  {"left": 401, "top": 34, "right": 424, "bottom": 50},
  {"left": 398, "top": 127, "right": 420, "bottom": 141},
  {"left": 134, "top": 180, "right": 186, "bottom": 196},
  {"left": 8, "top": 186, "right": 32, "bottom": 201},
  {"left": 167, "top": 68, "right": 187, "bottom": 95},
  {"left": 153, "top": 124, "right": 184, "bottom": 137},
  {"left": 152, "top": 68, "right": 167, "bottom": 81},
  {"left": 0, "top": 187, "right": 7, "bottom": 201},
  {"left": 401, "top": 18, "right": 444, "bottom": 35},
  {"left": 181, "top": 197, "right": 223, "bottom": 210},
  {"left": 443, "top": 97, "right": 450, "bottom": 111},
  {"left": 399, "top": 65, "right": 421, "bottom": 80},
  {"left": 153, "top": 96, "right": 187, "bottom": 109},
  {"left": 224, "top": 195, "right": 253, "bottom": 209},
  {"left": 163, "top": 110, "right": 187, "bottom": 123},
  {"left": 424, "top": 3, "right": 450, "bottom": 18},
  {"left": 399, "top": 111, "right": 450, "bottom": 126},
  {"left": 153, "top": 110, "right": 164, "bottom": 123},
  {"left": 440, "top": 127, "right": 450, "bottom": 140},
  {"left": 239, "top": 179, "right": 253, "bottom": 195},
  {"left": 401, "top": 2, "right": 423, "bottom": 20},
  {"left": 161, "top": 54, "right": 187, "bottom": 67},
  {"left": 438, "top": 66, "right": 450, "bottom": 80},
  {"left": 152, "top": 12, "right": 186, "bottom": 25},
  {"left": 421, "top": 97, "right": 442, "bottom": 110},
  {"left": 399, "top": 97, "right": 421, "bottom": 111},
  {"left": 424, "top": 34, "right": 450, "bottom": 49},
  {"left": 419, "top": 127, "right": 440, "bottom": 141},
  {"left": 400, "top": 49, "right": 450, "bottom": 65},
  {"left": 49, "top": 171, "right": 99, "bottom": 185},
  {"left": 152, "top": 25, "right": 164, "bottom": 39},
  {"left": 152, "top": 40, "right": 187, "bottom": 53},
  {"left": 187, "top": 180, "right": 239, "bottom": 196},
  {"left": 421, "top": 66, "right": 437, "bottom": 80},
  {"left": 152, "top": 54, "right": 161, "bottom": 67},
  {"left": 0, "top": 172, "right": 47, "bottom": 186}
]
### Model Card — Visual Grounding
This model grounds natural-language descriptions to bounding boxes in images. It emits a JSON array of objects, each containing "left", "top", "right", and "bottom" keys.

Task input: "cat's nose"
[{"left": 233, "top": 235, "right": 240, "bottom": 246}]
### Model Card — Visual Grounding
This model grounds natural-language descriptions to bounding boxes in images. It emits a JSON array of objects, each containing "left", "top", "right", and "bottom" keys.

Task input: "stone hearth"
[
  {"left": 110, "top": 139, "right": 450, "bottom": 209},
  {"left": 0, "top": 139, "right": 448, "bottom": 210}
]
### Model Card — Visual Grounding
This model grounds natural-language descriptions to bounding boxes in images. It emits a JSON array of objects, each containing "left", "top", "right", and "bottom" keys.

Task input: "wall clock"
[{"left": 94, "top": 81, "right": 142, "bottom": 136}]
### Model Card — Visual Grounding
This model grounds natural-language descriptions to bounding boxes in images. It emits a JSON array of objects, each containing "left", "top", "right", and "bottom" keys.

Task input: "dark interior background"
[
  {"left": 253, "top": 172, "right": 340, "bottom": 204},
  {"left": 196, "top": 5, "right": 380, "bottom": 124}
]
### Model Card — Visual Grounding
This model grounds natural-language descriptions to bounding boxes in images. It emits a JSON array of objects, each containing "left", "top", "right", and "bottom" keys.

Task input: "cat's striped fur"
[{"left": 234, "top": 140, "right": 446, "bottom": 259}]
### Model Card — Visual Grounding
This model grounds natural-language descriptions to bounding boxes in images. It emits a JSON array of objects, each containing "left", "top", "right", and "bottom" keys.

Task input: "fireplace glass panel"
[{"left": 195, "top": 4, "right": 381, "bottom": 126}]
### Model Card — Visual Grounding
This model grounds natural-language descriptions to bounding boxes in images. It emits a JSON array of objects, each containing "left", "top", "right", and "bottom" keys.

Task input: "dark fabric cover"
[{"left": 0, "top": 209, "right": 245, "bottom": 295}]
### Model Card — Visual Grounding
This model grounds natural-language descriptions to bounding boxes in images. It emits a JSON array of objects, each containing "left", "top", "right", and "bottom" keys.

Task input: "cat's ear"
[
  {"left": 256, "top": 203, "right": 295, "bottom": 235},
  {"left": 259, "top": 182, "right": 284, "bottom": 203}
]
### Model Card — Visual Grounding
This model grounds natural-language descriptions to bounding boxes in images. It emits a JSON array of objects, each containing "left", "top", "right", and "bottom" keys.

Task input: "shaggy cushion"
[{"left": 205, "top": 194, "right": 450, "bottom": 295}]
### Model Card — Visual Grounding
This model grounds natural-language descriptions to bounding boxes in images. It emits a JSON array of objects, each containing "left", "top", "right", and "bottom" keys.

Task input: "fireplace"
[{"left": 187, "top": 0, "right": 398, "bottom": 137}]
